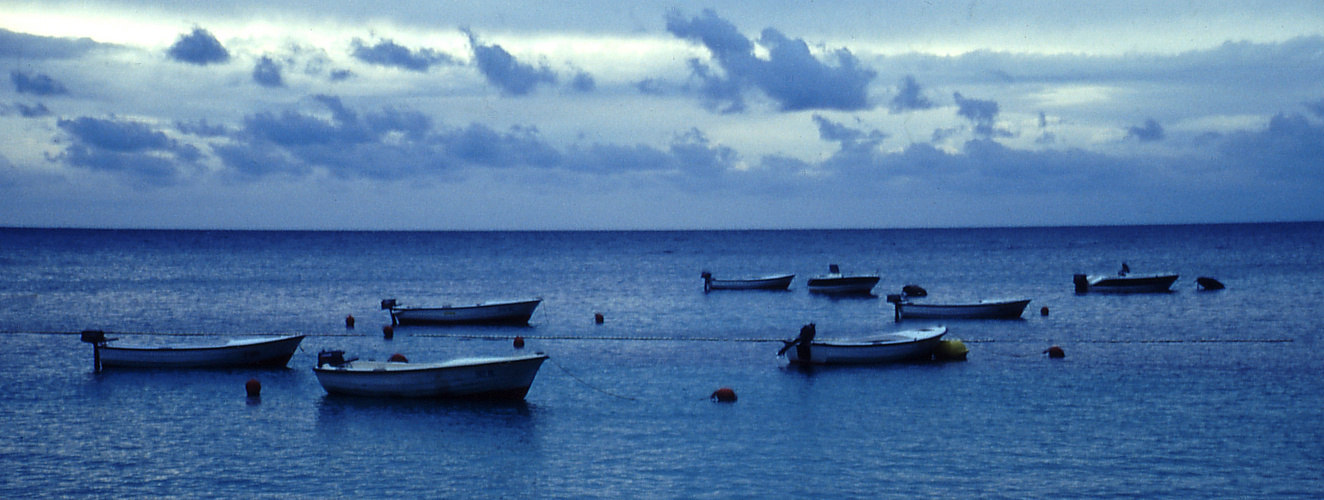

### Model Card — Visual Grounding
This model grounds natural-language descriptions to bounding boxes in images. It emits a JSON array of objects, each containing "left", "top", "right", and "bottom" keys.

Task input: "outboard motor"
[
  {"left": 80, "top": 329, "right": 107, "bottom": 345},
  {"left": 380, "top": 299, "right": 397, "bottom": 310},
  {"left": 828, "top": 264, "right": 841, "bottom": 274},
  {"left": 318, "top": 350, "right": 349, "bottom": 368},
  {"left": 1073, "top": 274, "right": 1090, "bottom": 294},
  {"left": 795, "top": 323, "right": 816, "bottom": 362},
  {"left": 701, "top": 271, "right": 713, "bottom": 292}
]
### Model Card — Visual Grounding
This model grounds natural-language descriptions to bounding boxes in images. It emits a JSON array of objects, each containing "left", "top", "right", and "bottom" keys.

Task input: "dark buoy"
[
  {"left": 1040, "top": 306, "right": 1049, "bottom": 316},
  {"left": 513, "top": 336, "right": 525, "bottom": 349},
  {"left": 594, "top": 312, "right": 604, "bottom": 324},
  {"left": 710, "top": 387, "right": 737, "bottom": 403},
  {"left": 345, "top": 315, "right": 355, "bottom": 328},
  {"left": 902, "top": 284, "right": 927, "bottom": 297},
  {"left": 388, "top": 353, "right": 408, "bottom": 363},
  {"left": 1044, "top": 346, "right": 1065, "bottom": 358},
  {"left": 1196, "top": 277, "right": 1225, "bottom": 290},
  {"left": 382, "top": 325, "right": 393, "bottom": 339},
  {"left": 245, "top": 378, "right": 261, "bottom": 397}
]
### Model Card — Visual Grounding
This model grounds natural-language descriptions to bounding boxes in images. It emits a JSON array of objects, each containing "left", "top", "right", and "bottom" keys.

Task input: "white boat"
[
  {"left": 1074, "top": 273, "right": 1179, "bottom": 293},
  {"left": 80, "top": 330, "right": 304, "bottom": 369},
  {"left": 778, "top": 324, "right": 947, "bottom": 365},
  {"left": 805, "top": 265, "right": 880, "bottom": 294},
  {"left": 887, "top": 295, "right": 1032, "bottom": 320},
  {"left": 382, "top": 298, "right": 541, "bottom": 325},
  {"left": 312, "top": 351, "right": 548, "bottom": 399},
  {"left": 701, "top": 271, "right": 794, "bottom": 291}
]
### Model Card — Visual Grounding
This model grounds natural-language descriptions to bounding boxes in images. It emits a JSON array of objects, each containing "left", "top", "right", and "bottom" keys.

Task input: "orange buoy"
[
  {"left": 382, "top": 325, "right": 393, "bottom": 339},
  {"left": 513, "top": 336, "right": 525, "bottom": 349},
  {"left": 245, "top": 378, "right": 261, "bottom": 397},
  {"left": 1044, "top": 346, "right": 1065, "bottom": 358},
  {"left": 710, "top": 387, "right": 737, "bottom": 403},
  {"left": 594, "top": 312, "right": 604, "bottom": 324},
  {"left": 345, "top": 314, "right": 355, "bottom": 328},
  {"left": 388, "top": 353, "right": 408, "bottom": 363},
  {"left": 1040, "top": 306, "right": 1049, "bottom": 316}
]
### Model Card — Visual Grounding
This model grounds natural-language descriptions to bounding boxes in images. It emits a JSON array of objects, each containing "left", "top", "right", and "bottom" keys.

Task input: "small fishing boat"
[
  {"left": 312, "top": 350, "right": 548, "bottom": 400},
  {"left": 778, "top": 324, "right": 947, "bottom": 365},
  {"left": 79, "top": 330, "right": 303, "bottom": 369},
  {"left": 1074, "top": 263, "right": 1179, "bottom": 293},
  {"left": 805, "top": 265, "right": 880, "bottom": 294},
  {"left": 701, "top": 271, "right": 794, "bottom": 291},
  {"left": 887, "top": 295, "right": 1032, "bottom": 320},
  {"left": 382, "top": 298, "right": 541, "bottom": 325}
]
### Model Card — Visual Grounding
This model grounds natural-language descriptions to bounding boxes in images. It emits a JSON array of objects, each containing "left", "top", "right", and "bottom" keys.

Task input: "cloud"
[
  {"left": 464, "top": 30, "right": 558, "bottom": 96},
  {"left": 11, "top": 70, "right": 69, "bottom": 95},
  {"left": 570, "top": 71, "right": 595, "bottom": 92},
  {"left": 889, "top": 75, "right": 934, "bottom": 113},
  {"left": 1125, "top": 118, "right": 1165, "bottom": 142},
  {"left": 665, "top": 9, "right": 876, "bottom": 113},
  {"left": 15, "top": 102, "right": 53, "bottom": 117},
  {"left": 55, "top": 116, "right": 201, "bottom": 186},
  {"left": 167, "top": 27, "right": 230, "bottom": 65},
  {"left": 0, "top": 28, "right": 105, "bottom": 59},
  {"left": 953, "top": 92, "right": 1011, "bottom": 138},
  {"left": 1218, "top": 112, "right": 1324, "bottom": 180},
  {"left": 349, "top": 38, "right": 457, "bottom": 72},
  {"left": 253, "top": 56, "right": 284, "bottom": 87}
]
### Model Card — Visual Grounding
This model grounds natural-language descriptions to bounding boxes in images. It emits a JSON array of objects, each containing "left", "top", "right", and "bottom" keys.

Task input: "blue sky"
[{"left": 2, "top": 1, "right": 1323, "bottom": 230}]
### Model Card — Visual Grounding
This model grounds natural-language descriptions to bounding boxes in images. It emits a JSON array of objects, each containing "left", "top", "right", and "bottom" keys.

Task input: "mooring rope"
[{"left": 544, "top": 355, "right": 637, "bottom": 401}]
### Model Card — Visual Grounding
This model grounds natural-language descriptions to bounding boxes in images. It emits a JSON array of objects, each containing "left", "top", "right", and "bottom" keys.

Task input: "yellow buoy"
[{"left": 934, "top": 339, "right": 969, "bottom": 361}]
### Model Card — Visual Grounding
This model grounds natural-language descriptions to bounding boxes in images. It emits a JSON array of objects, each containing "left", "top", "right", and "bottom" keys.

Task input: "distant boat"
[
  {"left": 805, "top": 265, "right": 880, "bottom": 294},
  {"left": 887, "top": 295, "right": 1031, "bottom": 320},
  {"left": 312, "top": 350, "right": 548, "bottom": 400},
  {"left": 701, "top": 271, "right": 794, "bottom": 291},
  {"left": 778, "top": 324, "right": 947, "bottom": 365},
  {"left": 382, "top": 298, "right": 541, "bottom": 325},
  {"left": 80, "top": 330, "right": 303, "bottom": 369},
  {"left": 1073, "top": 273, "right": 1179, "bottom": 293}
]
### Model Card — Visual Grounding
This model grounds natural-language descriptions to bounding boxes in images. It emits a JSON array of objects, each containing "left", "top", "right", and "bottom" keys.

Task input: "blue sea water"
[{"left": 1, "top": 223, "right": 1322, "bottom": 498}]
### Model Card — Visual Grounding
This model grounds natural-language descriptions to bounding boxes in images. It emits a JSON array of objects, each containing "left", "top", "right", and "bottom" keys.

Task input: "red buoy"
[
  {"left": 345, "top": 314, "right": 355, "bottom": 328},
  {"left": 594, "top": 312, "right": 604, "bottom": 324},
  {"left": 710, "top": 387, "right": 737, "bottom": 403},
  {"left": 245, "top": 378, "right": 261, "bottom": 397},
  {"left": 513, "top": 336, "right": 525, "bottom": 349},
  {"left": 1044, "top": 346, "right": 1065, "bottom": 358},
  {"left": 382, "top": 325, "right": 393, "bottom": 339},
  {"left": 1040, "top": 306, "right": 1049, "bottom": 316},
  {"left": 388, "top": 353, "right": 408, "bottom": 363}
]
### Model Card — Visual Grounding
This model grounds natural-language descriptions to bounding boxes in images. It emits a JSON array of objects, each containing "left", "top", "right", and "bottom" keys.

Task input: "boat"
[
  {"left": 887, "top": 295, "right": 1031, "bottom": 320},
  {"left": 312, "top": 350, "right": 548, "bottom": 399},
  {"left": 1073, "top": 264, "right": 1179, "bottom": 293},
  {"left": 805, "top": 265, "right": 880, "bottom": 294},
  {"left": 382, "top": 298, "right": 541, "bottom": 325},
  {"left": 79, "top": 330, "right": 303, "bottom": 369},
  {"left": 778, "top": 324, "right": 947, "bottom": 365},
  {"left": 701, "top": 271, "right": 794, "bottom": 291}
]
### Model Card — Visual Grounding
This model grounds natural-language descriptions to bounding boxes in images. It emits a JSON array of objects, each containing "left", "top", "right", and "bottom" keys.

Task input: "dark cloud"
[
  {"left": 329, "top": 69, "right": 354, "bottom": 81},
  {"left": 1219, "top": 112, "right": 1324, "bottom": 180},
  {"left": 0, "top": 28, "right": 104, "bottom": 59},
  {"left": 570, "top": 71, "right": 596, "bottom": 92},
  {"left": 635, "top": 78, "right": 667, "bottom": 95},
  {"left": 665, "top": 9, "right": 876, "bottom": 113},
  {"left": 813, "top": 115, "right": 888, "bottom": 172},
  {"left": 167, "top": 27, "right": 230, "bottom": 65},
  {"left": 349, "top": 38, "right": 456, "bottom": 72},
  {"left": 1304, "top": 99, "right": 1324, "bottom": 118},
  {"left": 16, "top": 102, "right": 52, "bottom": 118},
  {"left": 55, "top": 116, "right": 200, "bottom": 186},
  {"left": 1125, "top": 118, "right": 1165, "bottom": 142},
  {"left": 889, "top": 75, "right": 934, "bottom": 113},
  {"left": 176, "top": 119, "right": 231, "bottom": 137},
  {"left": 953, "top": 92, "right": 1011, "bottom": 138},
  {"left": 253, "top": 56, "right": 284, "bottom": 87},
  {"left": 11, "top": 70, "right": 69, "bottom": 95},
  {"left": 464, "top": 30, "right": 558, "bottom": 96}
]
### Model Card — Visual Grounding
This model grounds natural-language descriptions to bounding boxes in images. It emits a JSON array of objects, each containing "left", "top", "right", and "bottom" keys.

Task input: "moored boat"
[
  {"left": 778, "top": 324, "right": 947, "bottom": 365},
  {"left": 382, "top": 298, "right": 541, "bottom": 325},
  {"left": 805, "top": 265, "right": 880, "bottom": 295},
  {"left": 702, "top": 271, "right": 794, "bottom": 291},
  {"left": 887, "top": 295, "right": 1031, "bottom": 320},
  {"left": 80, "top": 330, "right": 304, "bottom": 369},
  {"left": 312, "top": 350, "right": 548, "bottom": 399},
  {"left": 1074, "top": 272, "right": 1179, "bottom": 293}
]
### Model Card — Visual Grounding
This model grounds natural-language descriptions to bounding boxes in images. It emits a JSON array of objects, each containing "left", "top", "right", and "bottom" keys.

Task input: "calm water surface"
[{"left": 1, "top": 224, "right": 1321, "bottom": 498}]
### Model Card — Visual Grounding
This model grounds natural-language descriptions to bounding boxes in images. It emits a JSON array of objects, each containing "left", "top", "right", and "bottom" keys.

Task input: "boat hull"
[
  {"left": 705, "top": 274, "right": 794, "bottom": 291},
  {"left": 1081, "top": 274, "right": 1179, "bottom": 293},
  {"left": 98, "top": 335, "right": 304, "bottom": 368},
  {"left": 313, "top": 354, "right": 548, "bottom": 399},
  {"left": 390, "top": 299, "right": 541, "bottom": 325},
  {"left": 806, "top": 276, "right": 880, "bottom": 294},
  {"left": 785, "top": 326, "right": 946, "bottom": 365},
  {"left": 896, "top": 299, "right": 1031, "bottom": 319}
]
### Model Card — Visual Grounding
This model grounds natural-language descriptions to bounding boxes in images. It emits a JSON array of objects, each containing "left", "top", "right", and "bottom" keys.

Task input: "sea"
[{"left": 1, "top": 223, "right": 1321, "bottom": 499}]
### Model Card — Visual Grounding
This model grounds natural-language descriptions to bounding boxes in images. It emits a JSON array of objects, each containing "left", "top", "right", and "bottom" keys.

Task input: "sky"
[{"left": 2, "top": 1, "right": 1323, "bottom": 230}]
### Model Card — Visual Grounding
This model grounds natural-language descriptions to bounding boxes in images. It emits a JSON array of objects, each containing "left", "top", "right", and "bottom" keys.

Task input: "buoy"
[
  {"left": 1040, "top": 306, "right": 1049, "bottom": 316},
  {"left": 388, "top": 353, "right": 408, "bottom": 363},
  {"left": 710, "top": 387, "right": 737, "bottom": 403},
  {"left": 513, "top": 336, "right": 525, "bottom": 349},
  {"left": 382, "top": 325, "right": 393, "bottom": 339},
  {"left": 245, "top": 378, "right": 261, "bottom": 397},
  {"left": 594, "top": 312, "right": 604, "bottom": 324},
  {"left": 1196, "top": 277, "right": 1225, "bottom": 290},
  {"left": 902, "top": 284, "right": 927, "bottom": 297},
  {"left": 934, "top": 339, "right": 968, "bottom": 361},
  {"left": 1044, "top": 346, "right": 1065, "bottom": 358},
  {"left": 345, "top": 315, "right": 355, "bottom": 328}
]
